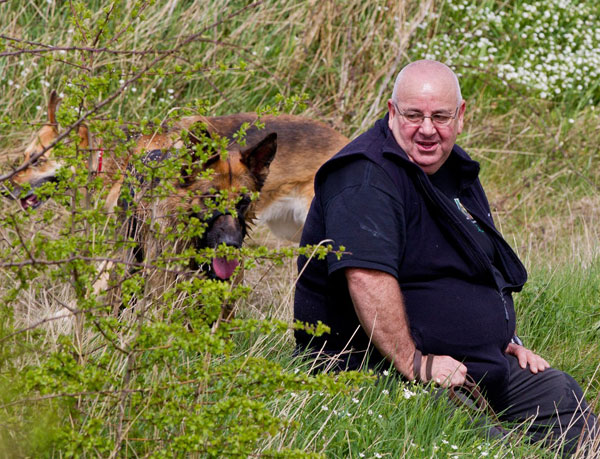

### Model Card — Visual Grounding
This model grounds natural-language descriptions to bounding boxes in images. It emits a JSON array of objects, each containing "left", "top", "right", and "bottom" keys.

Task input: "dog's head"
[
  {"left": 134, "top": 126, "right": 277, "bottom": 280},
  {"left": 2, "top": 91, "right": 89, "bottom": 209},
  {"left": 189, "top": 130, "right": 277, "bottom": 280}
]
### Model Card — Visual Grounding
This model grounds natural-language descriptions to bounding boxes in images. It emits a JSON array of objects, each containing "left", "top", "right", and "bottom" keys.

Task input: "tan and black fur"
[
  {"left": 3, "top": 93, "right": 348, "bottom": 243},
  {"left": 3, "top": 91, "right": 90, "bottom": 209},
  {"left": 2, "top": 92, "right": 349, "bottom": 319}
]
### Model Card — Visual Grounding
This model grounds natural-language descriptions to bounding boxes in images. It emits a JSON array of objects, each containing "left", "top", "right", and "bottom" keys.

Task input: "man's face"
[{"left": 387, "top": 79, "right": 465, "bottom": 175}]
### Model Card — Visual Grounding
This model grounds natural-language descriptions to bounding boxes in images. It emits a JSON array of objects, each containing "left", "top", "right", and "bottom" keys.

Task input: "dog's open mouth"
[
  {"left": 1, "top": 186, "right": 43, "bottom": 210},
  {"left": 4, "top": 177, "right": 58, "bottom": 210},
  {"left": 20, "top": 193, "right": 42, "bottom": 210},
  {"left": 211, "top": 257, "right": 240, "bottom": 280}
]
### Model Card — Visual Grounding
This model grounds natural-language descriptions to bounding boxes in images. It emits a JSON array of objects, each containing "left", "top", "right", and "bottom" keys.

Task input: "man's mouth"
[{"left": 416, "top": 140, "right": 438, "bottom": 152}]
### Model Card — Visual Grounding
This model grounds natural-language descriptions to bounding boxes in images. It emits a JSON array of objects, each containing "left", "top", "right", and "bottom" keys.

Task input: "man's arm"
[{"left": 345, "top": 267, "right": 467, "bottom": 387}]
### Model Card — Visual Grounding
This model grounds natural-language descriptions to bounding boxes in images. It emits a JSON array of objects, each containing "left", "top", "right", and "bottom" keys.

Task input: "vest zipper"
[
  {"left": 499, "top": 290, "right": 509, "bottom": 321},
  {"left": 417, "top": 174, "right": 510, "bottom": 323}
]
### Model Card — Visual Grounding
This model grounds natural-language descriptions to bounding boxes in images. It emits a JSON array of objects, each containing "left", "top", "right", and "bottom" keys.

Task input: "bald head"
[
  {"left": 387, "top": 60, "right": 466, "bottom": 174},
  {"left": 391, "top": 60, "right": 462, "bottom": 106}
]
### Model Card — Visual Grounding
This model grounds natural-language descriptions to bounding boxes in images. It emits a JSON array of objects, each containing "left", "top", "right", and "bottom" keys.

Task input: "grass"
[{"left": 1, "top": 0, "right": 600, "bottom": 457}]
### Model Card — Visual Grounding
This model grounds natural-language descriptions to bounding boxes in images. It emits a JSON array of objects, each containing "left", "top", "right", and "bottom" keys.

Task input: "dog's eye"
[{"left": 236, "top": 195, "right": 252, "bottom": 213}]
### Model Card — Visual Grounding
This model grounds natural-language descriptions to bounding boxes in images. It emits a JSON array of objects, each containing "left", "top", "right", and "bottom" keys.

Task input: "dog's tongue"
[{"left": 212, "top": 257, "right": 239, "bottom": 280}]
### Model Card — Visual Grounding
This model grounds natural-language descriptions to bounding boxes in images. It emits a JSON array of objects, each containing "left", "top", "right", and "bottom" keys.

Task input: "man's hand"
[
  {"left": 420, "top": 354, "right": 467, "bottom": 388},
  {"left": 505, "top": 342, "right": 550, "bottom": 374}
]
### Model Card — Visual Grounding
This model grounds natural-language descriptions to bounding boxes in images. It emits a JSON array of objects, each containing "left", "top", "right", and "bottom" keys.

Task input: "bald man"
[{"left": 294, "top": 60, "right": 597, "bottom": 455}]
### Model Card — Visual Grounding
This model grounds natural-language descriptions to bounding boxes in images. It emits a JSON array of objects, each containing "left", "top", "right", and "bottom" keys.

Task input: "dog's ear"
[
  {"left": 21, "top": 90, "right": 63, "bottom": 164},
  {"left": 187, "top": 123, "right": 219, "bottom": 162},
  {"left": 48, "top": 90, "right": 61, "bottom": 127},
  {"left": 186, "top": 122, "right": 216, "bottom": 155},
  {"left": 240, "top": 132, "right": 277, "bottom": 189},
  {"left": 180, "top": 123, "right": 221, "bottom": 184},
  {"left": 77, "top": 124, "right": 90, "bottom": 150}
]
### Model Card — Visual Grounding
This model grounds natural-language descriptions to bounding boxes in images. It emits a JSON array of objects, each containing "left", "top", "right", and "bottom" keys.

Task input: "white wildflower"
[{"left": 402, "top": 388, "right": 416, "bottom": 399}]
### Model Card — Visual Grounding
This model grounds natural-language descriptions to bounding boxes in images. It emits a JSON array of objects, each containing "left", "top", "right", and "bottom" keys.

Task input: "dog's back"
[
  {"left": 4, "top": 103, "right": 349, "bottom": 242},
  {"left": 177, "top": 114, "right": 349, "bottom": 241}
]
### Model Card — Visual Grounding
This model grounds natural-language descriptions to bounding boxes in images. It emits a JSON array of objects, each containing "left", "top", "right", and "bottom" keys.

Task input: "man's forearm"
[
  {"left": 345, "top": 267, "right": 468, "bottom": 386},
  {"left": 345, "top": 267, "right": 416, "bottom": 378}
]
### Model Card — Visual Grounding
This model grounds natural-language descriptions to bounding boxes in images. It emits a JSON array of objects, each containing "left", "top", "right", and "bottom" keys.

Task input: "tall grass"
[{"left": 1, "top": 0, "right": 599, "bottom": 457}]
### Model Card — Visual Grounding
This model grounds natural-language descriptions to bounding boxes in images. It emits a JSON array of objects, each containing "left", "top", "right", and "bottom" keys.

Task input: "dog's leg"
[{"left": 105, "top": 178, "right": 125, "bottom": 213}]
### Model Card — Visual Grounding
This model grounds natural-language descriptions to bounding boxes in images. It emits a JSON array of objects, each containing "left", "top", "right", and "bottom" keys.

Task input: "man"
[{"left": 294, "top": 60, "right": 596, "bottom": 454}]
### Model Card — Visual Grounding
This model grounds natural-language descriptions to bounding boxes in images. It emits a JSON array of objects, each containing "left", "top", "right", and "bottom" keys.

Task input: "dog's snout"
[{"left": 206, "top": 214, "right": 244, "bottom": 248}]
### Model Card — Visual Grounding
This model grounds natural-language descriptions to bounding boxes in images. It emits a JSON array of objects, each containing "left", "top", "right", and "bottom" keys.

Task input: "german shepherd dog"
[{"left": 2, "top": 92, "right": 349, "bottom": 283}]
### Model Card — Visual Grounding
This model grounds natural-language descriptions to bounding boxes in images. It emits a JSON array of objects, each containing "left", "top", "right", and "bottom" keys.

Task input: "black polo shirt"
[{"left": 294, "top": 115, "right": 527, "bottom": 395}]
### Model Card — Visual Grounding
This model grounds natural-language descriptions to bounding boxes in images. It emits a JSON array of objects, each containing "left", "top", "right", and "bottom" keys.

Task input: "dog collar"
[{"left": 97, "top": 148, "right": 104, "bottom": 172}]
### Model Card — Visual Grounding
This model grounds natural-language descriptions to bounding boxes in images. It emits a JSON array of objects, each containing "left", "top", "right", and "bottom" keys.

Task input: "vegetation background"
[{"left": 0, "top": 0, "right": 599, "bottom": 457}]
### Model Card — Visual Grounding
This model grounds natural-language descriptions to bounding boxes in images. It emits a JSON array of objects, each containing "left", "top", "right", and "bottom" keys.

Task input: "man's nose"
[{"left": 418, "top": 117, "right": 437, "bottom": 135}]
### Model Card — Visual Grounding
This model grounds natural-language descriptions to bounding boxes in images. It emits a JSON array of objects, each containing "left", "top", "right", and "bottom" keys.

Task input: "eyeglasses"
[{"left": 393, "top": 103, "right": 459, "bottom": 127}]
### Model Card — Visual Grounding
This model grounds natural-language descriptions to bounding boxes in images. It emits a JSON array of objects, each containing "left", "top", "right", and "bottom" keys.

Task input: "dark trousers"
[{"left": 489, "top": 355, "right": 598, "bottom": 456}]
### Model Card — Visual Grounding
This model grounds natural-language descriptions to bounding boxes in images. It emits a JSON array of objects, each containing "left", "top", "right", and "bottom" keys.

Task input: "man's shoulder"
[{"left": 315, "top": 153, "right": 415, "bottom": 212}]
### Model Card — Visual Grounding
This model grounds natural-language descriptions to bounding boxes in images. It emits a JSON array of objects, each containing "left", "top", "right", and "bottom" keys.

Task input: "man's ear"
[
  {"left": 240, "top": 132, "right": 277, "bottom": 189},
  {"left": 387, "top": 99, "right": 397, "bottom": 130},
  {"left": 456, "top": 99, "right": 466, "bottom": 135}
]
